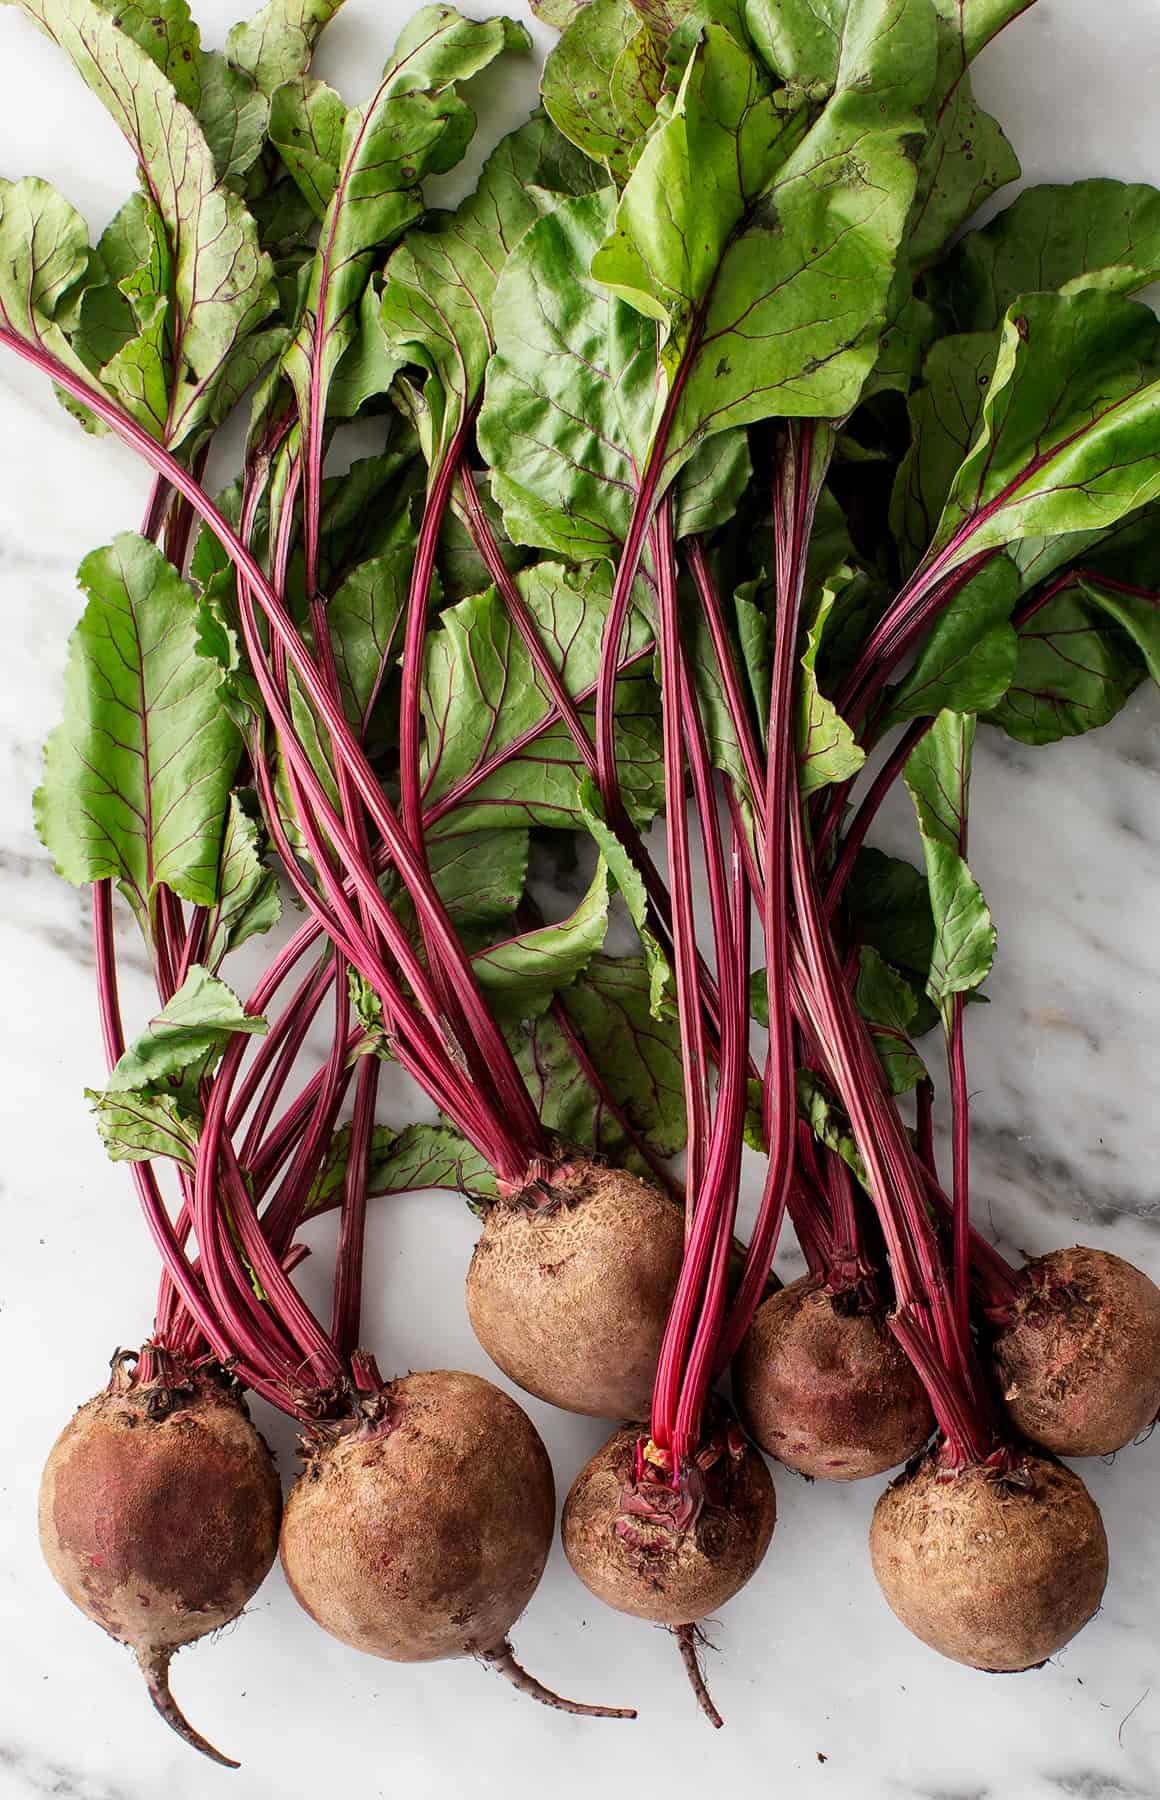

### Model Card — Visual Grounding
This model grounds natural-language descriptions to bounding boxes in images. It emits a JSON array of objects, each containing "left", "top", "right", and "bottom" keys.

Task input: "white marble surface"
[{"left": 2, "top": 2, "right": 1160, "bottom": 1796}]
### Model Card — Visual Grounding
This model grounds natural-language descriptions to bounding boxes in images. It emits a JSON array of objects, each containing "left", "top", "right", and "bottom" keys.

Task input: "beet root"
[
  {"left": 466, "top": 1156, "right": 684, "bottom": 1420},
  {"left": 992, "top": 1245, "right": 1160, "bottom": 1457},
  {"left": 869, "top": 1449, "right": 1108, "bottom": 1671},
  {"left": 562, "top": 1422, "right": 776, "bottom": 1626},
  {"left": 38, "top": 1358, "right": 282, "bottom": 1766},
  {"left": 734, "top": 1275, "right": 934, "bottom": 1480},
  {"left": 280, "top": 1368, "right": 633, "bottom": 1717}
]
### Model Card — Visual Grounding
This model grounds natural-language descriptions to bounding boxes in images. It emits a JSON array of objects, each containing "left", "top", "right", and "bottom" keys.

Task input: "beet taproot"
[
  {"left": 38, "top": 1358, "right": 282, "bottom": 1766},
  {"left": 869, "top": 1449, "right": 1108, "bottom": 1671},
  {"left": 992, "top": 1245, "right": 1160, "bottom": 1457},
  {"left": 280, "top": 1367, "right": 633, "bottom": 1716},
  {"left": 734, "top": 1275, "right": 934, "bottom": 1480},
  {"left": 466, "top": 1157, "right": 684, "bottom": 1420}
]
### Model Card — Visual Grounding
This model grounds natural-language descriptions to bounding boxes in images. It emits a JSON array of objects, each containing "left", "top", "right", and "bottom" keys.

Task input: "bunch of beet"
[{"left": 6, "top": 0, "right": 1160, "bottom": 1767}]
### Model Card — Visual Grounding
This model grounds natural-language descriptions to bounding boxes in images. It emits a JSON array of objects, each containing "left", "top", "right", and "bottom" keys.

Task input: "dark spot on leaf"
[
  {"left": 715, "top": 358, "right": 731, "bottom": 378},
  {"left": 402, "top": 166, "right": 416, "bottom": 179},
  {"left": 1015, "top": 315, "right": 1030, "bottom": 341}
]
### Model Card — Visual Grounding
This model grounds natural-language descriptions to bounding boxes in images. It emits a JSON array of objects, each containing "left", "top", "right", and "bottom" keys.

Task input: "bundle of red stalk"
[{"left": 5, "top": 0, "right": 1160, "bottom": 1762}]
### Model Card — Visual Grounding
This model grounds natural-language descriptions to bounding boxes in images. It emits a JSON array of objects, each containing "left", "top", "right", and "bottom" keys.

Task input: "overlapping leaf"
[
  {"left": 36, "top": 534, "right": 242, "bottom": 919},
  {"left": 904, "top": 708, "right": 995, "bottom": 1004}
]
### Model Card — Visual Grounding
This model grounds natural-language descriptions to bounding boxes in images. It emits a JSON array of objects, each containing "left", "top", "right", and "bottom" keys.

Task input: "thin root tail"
[
  {"left": 481, "top": 1640, "right": 636, "bottom": 1719},
  {"left": 137, "top": 1646, "right": 240, "bottom": 1768},
  {"left": 675, "top": 1623, "right": 724, "bottom": 1729}
]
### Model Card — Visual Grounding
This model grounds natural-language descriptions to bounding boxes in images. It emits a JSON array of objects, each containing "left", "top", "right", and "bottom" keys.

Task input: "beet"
[
  {"left": 466, "top": 1157, "right": 684, "bottom": 1419},
  {"left": 38, "top": 1358, "right": 282, "bottom": 1766},
  {"left": 280, "top": 1367, "right": 633, "bottom": 1716},
  {"left": 561, "top": 1422, "right": 775, "bottom": 1625},
  {"left": 992, "top": 1245, "right": 1160, "bottom": 1457},
  {"left": 734, "top": 1274, "right": 934, "bottom": 1480},
  {"left": 869, "top": 1449, "right": 1108, "bottom": 1671}
]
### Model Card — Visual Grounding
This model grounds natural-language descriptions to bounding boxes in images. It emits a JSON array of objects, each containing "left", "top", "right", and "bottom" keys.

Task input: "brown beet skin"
[
  {"left": 992, "top": 1245, "right": 1160, "bottom": 1457},
  {"left": 562, "top": 1424, "right": 776, "bottom": 1625},
  {"left": 466, "top": 1158, "right": 684, "bottom": 1420},
  {"left": 39, "top": 1362, "right": 282, "bottom": 1765},
  {"left": 39, "top": 1367, "right": 281, "bottom": 1653},
  {"left": 280, "top": 1369, "right": 555, "bottom": 1662},
  {"left": 870, "top": 1450, "right": 1108, "bottom": 1671},
  {"left": 734, "top": 1275, "right": 934, "bottom": 1480}
]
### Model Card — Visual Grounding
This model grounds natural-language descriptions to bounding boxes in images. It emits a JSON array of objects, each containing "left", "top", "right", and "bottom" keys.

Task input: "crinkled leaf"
[
  {"left": 542, "top": 0, "right": 657, "bottom": 186},
  {"left": 885, "top": 552, "right": 1019, "bottom": 720},
  {"left": 653, "top": 0, "right": 937, "bottom": 472},
  {"left": 927, "top": 178, "right": 1160, "bottom": 334},
  {"left": 87, "top": 1087, "right": 200, "bottom": 1167},
  {"left": 281, "top": 6, "right": 525, "bottom": 463},
  {"left": 204, "top": 792, "right": 282, "bottom": 967},
  {"left": 931, "top": 293, "right": 1160, "bottom": 571},
  {"left": 381, "top": 111, "right": 603, "bottom": 470},
  {"left": 907, "top": 72, "right": 1017, "bottom": 273},
  {"left": 269, "top": 75, "right": 346, "bottom": 217},
  {"left": 891, "top": 330, "right": 998, "bottom": 576},
  {"left": 35, "top": 534, "right": 242, "bottom": 918},
  {"left": 480, "top": 187, "right": 655, "bottom": 561},
  {"left": 796, "top": 584, "right": 865, "bottom": 796},
  {"left": 325, "top": 545, "right": 410, "bottom": 735},
  {"left": 904, "top": 709, "right": 995, "bottom": 1001},
  {"left": 0, "top": 176, "right": 99, "bottom": 384},
  {"left": 470, "top": 859, "right": 610, "bottom": 1020},
  {"left": 105, "top": 964, "right": 267, "bottom": 1093},
  {"left": 329, "top": 275, "right": 403, "bottom": 416},
  {"left": 422, "top": 560, "right": 663, "bottom": 830},
  {"left": 227, "top": 0, "right": 348, "bottom": 95},
  {"left": 423, "top": 825, "right": 529, "bottom": 926},
  {"left": 854, "top": 944, "right": 926, "bottom": 1093},
  {"left": 577, "top": 775, "right": 673, "bottom": 1015},
  {"left": 844, "top": 845, "right": 936, "bottom": 1001},
  {"left": 12, "top": 0, "right": 276, "bottom": 447},
  {"left": 558, "top": 952, "right": 686, "bottom": 1153}
]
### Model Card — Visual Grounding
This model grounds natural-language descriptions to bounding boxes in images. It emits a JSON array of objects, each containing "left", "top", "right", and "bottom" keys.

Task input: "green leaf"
[
  {"left": 654, "top": 0, "right": 937, "bottom": 471},
  {"left": 577, "top": 775, "right": 673, "bottom": 1016},
  {"left": 796, "top": 584, "right": 865, "bottom": 796},
  {"left": 87, "top": 1086, "right": 200, "bottom": 1167},
  {"left": 227, "top": 0, "right": 349, "bottom": 96},
  {"left": 12, "top": 0, "right": 276, "bottom": 447},
  {"left": 0, "top": 177, "right": 99, "bottom": 385},
  {"left": 907, "top": 73, "right": 1017, "bottom": 273},
  {"left": 423, "top": 825, "right": 529, "bottom": 926},
  {"left": 80, "top": 194, "right": 173, "bottom": 436},
  {"left": 421, "top": 559, "right": 663, "bottom": 830},
  {"left": 281, "top": 6, "right": 525, "bottom": 461},
  {"left": 105, "top": 964, "right": 267, "bottom": 1093},
  {"left": 541, "top": 0, "right": 659, "bottom": 186},
  {"left": 735, "top": 574, "right": 770, "bottom": 737},
  {"left": 927, "top": 178, "right": 1160, "bottom": 334},
  {"left": 795, "top": 1068, "right": 866, "bottom": 1186},
  {"left": 904, "top": 709, "right": 995, "bottom": 1002},
  {"left": 480, "top": 187, "right": 655, "bottom": 562},
  {"left": 269, "top": 75, "right": 346, "bottom": 217},
  {"left": 324, "top": 545, "right": 410, "bottom": 735},
  {"left": 204, "top": 792, "right": 282, "bottom": 968},
  {"left": 854, "top": 944, "right": 927, "bottom": 1093},
  {"left": 931, "top": 293, "right": 1160, "bottom": 572},
  {"left": 891, "top": 330, "right": 998, "bottom": 576},
  {"left": 885, "top": 552, "right": 1019, "bottom": 720},
  {"left": 844, "top": 845, "right": 935, "bottom": 987},
  {"left": 35, "top": 534, "right": 242, "bottom": 919},
  {"left": 329, "top": 275, "right": 403, "bottom": 417},
  {"left": 558, "top": 952, "right": 686, "bottom": 1153},
  {"left": 470, "top": 859, "right": 610, "bottom": 1020},
  {"left": 508, "top": 954, "right": 686, "bottom": 1170},
  {"left": 193, "top": 52, "right": 270, "bottom": 188},
  {"left": 307, "top": 1119, "right": 496, "bottom": 1210},
  {"left": 381, "top": 111, "right": 603, "bottom": 471}
]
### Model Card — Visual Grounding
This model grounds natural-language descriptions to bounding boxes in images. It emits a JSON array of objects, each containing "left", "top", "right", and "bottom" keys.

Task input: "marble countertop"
[{"left": 2, "top": 1, "right": 1160, "bottom": 1796}]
